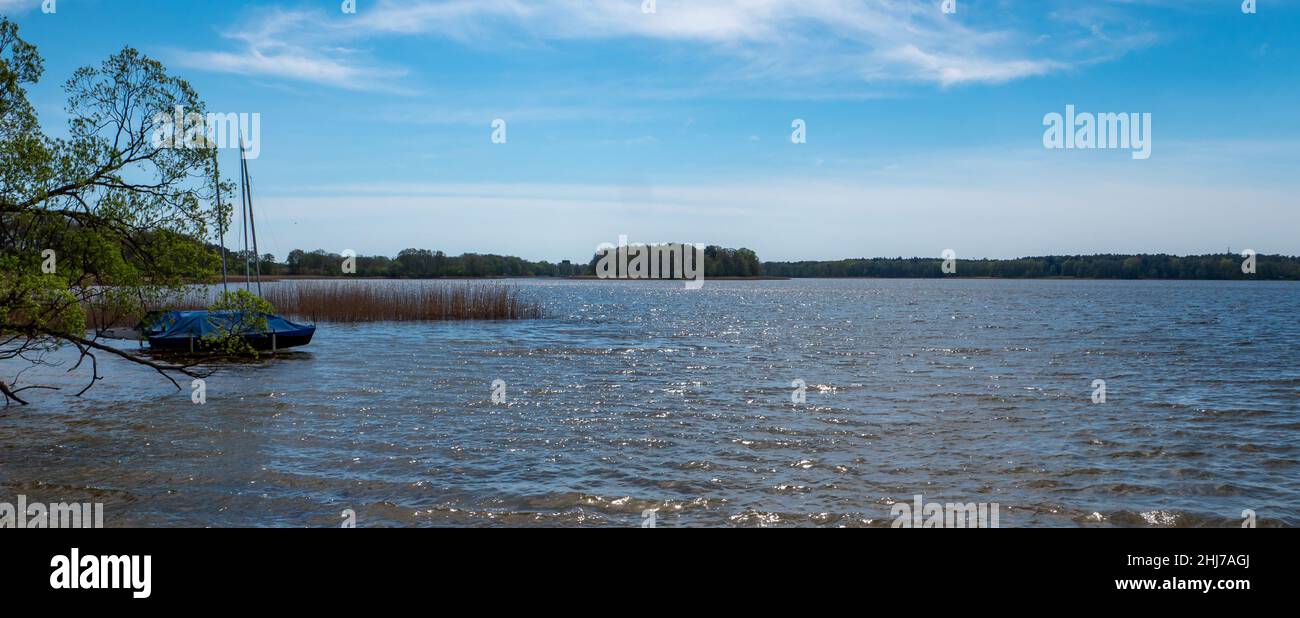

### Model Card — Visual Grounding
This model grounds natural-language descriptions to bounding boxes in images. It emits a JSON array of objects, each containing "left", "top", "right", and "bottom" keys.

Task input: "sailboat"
[{"left": 145, "top": 141, "right": 316, "bottom": 353}]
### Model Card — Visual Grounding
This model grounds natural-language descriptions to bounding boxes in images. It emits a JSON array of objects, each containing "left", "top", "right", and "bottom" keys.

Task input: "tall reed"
[
  {"left": 264, "top": 281, "right": 543, "bottom": 322},
  {"left": 84, "top": 281, "right": 542, "bottom": 329},
  {"left": 84, "top": 289, "right": 209, "bottom": 330}
]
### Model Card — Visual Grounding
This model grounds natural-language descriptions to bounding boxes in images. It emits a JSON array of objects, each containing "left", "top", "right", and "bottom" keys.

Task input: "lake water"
[{"left": 2, "top": 279, "right": 1297, "bottom": 527}]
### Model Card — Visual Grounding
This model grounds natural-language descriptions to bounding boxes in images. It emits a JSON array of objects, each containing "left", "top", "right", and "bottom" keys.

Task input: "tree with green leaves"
[
  {"left": 203, "top": 289, "right": 274, "bottom": 357},
  {"left": 0, "top": 18, "right": 231, "bottom": 403}
]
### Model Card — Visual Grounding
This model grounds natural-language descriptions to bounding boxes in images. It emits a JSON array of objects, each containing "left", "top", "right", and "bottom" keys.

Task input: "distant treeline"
[
  {"left": 227, "top": 248, "right": 1300, "bottom": 280},
  {"left": 278, "top": 249, "right": 586, "bottom": 277},
  {"left": 585, "top": 244, "right": 763, "bottom": 278},
  {"left": 241, "top": 245, "right": 765, "bottom": 278},
  {"left": 762, "top": 254, "right": 1300, "bottom": 280}
]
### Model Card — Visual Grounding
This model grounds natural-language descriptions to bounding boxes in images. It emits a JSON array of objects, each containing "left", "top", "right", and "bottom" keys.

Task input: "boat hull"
[
  {"left": 147, "top": 328, "right": 316, "bottom": 352},
  {"left": 144, "top": 311, "right": 316, "bottom": 352}
]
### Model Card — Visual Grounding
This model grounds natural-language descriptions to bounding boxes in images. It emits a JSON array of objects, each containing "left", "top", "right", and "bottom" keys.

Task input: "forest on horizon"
[{"left": 226, "top": 247, "right": 1300, "bottom": 281}]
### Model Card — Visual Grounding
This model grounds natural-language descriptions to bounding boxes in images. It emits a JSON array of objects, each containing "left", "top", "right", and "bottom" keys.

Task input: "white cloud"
[
  {"left": 361, "top": 0, "right": 1066, "bottom": 87},
  {"left": 172, "top": 7, "right": 408, "bottom": 92},
  {"left": 171, "top": 0, "right": 1160, "bottom": 93},
  {"left": 882, "top": 45, "right": 1059, "bottom": 86},
  {"left": 0, "top": 0, "right": 38, "bottom": 12},
  {"left": 173, "top": 48, "right": 404, "bottom": 91}
]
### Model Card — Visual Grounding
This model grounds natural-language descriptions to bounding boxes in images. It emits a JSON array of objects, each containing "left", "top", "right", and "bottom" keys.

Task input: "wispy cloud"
[
  {"left": 171, "top": 7, "right": 409, "bottom": 92},
  {"left": 350, "top": 0, "right": 1061, "bottom": 87},
  {"left": 0, "top": 0, "right": 39, "bottom": 13},
  {"left": 170, "top": 0, "right": 1167, "bottom": 94},
  {"left": 173, "top": 47, "right": 408, "bottom": 92}
]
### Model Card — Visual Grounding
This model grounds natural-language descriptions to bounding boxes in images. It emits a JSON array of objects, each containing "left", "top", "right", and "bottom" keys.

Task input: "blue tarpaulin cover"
[{"left": 147, "top": 310, "right": 315, "bottom": 340}]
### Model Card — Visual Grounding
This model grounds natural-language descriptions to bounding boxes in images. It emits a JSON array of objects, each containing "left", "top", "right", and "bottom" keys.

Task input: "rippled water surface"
[{"left": 2, "top": 279, "right": 1297, "bottom": 527}]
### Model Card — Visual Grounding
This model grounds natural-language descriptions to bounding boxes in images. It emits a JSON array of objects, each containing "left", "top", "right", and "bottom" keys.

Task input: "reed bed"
[
  {"left": 84, "top": 289, "right": 210, "bottom": 331},
  {"left": 264, "top": 281, "right": 543, "bottom": 323},
  {"left": 83, "top": 281, "right": 542, "bottom": 329}
]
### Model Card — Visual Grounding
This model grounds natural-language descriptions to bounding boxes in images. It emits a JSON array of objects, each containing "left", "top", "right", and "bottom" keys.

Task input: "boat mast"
[
  {"left": 215, "top": 152, "right": 229, "bottom": 295},
  {"left": 239, "top": 143, "right": 251, "bottom": 292},
  {"left": 240, "top": 137, "right": 264, "bottom": 297}
]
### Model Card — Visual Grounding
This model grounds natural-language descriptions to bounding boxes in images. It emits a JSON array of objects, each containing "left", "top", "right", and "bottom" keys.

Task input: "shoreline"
[{"left": 237, "top": 275, "right": 1298, "bottom": 283}]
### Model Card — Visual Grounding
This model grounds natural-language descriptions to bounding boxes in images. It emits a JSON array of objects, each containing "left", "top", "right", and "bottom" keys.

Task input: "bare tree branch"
[{"left": 35, "top": 327, "right": 202, "bottom": 390}]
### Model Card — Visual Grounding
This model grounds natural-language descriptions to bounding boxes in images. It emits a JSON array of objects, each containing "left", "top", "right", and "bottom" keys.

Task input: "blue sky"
[{"left": 4, "top": 0, "right": 1299, "bottom": 262}]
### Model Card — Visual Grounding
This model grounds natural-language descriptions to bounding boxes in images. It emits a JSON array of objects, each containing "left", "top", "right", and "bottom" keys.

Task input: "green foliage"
[
  {"left": 270, "top": 248, "right": 1300, "bottom": 281},
  {"left": 584, "top": 244, "right": 765, "bottom": 278},
  {"left": 762, "top": 254, "right": 1300, "bottom": 280},
  {"left": 1, "top": 17, "right": 229, "bottom": 375},
  {"left": 0, "top": 256, "right": 86, "bottom": 343},
  {"left": 704, "top": 246, "right": 763, "bottom": 277},
  {"left": 202, "top": 289, "right": 275, "bottom": 357},
  {"left": 283, "top": 248, "right": 587, "bottom": 278},
  {"left": 277, "top": 244, "right": 766, "bottom": 279}
]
